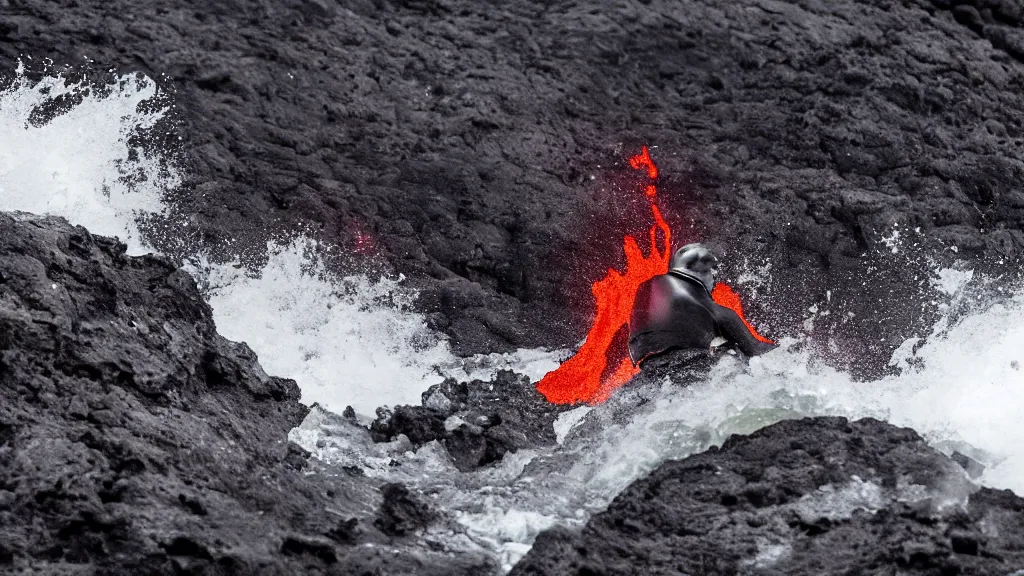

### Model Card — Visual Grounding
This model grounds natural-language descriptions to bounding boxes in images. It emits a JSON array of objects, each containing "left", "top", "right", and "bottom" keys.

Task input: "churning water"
[{"left": 3, "top": 66, "right": 1022, "bottom": 571}]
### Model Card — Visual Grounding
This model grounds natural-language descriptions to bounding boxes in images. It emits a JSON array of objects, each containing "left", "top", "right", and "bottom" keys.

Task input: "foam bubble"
[
  {"left": 189, "top": 239, "right": 456, "bottom": 416},
  {"left": 0, "top": 63, "right": 178, "bottom": 254}
]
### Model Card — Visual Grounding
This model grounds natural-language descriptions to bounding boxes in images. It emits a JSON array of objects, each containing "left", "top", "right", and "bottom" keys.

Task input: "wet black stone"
[
  {"left": 512, "top": 418, "right": 1024, "bottom": 575},
  {"left": 950, "top": 531, "right": 980, "bottom": 556},
  {"left": 177, "top": 494, "right": 208, "bottom": 516},
  {"left": 280, "top": 536, "right": 338, "bottom": 564},
  {"left": 370, "top": 405, "right": 447, "bottom": 445},
  {"left": 371, "top": 371, "right": 569, "bottom": 472},
  {"left": 327, "top": 518, "right": 360, "bottom": 544},
  {"left": 163, "top": 536, "right": 213, "bottom": 561},
  {"left": 374, "top": 483, "right": 436, "bottom": 537}
]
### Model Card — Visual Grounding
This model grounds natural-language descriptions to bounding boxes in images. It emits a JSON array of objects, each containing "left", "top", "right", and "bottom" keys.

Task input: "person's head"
[{"left": 670, "top": 243, "right": 717, "bottom": 293}]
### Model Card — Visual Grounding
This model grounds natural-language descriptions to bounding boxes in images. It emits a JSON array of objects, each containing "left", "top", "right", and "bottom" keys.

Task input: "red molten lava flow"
[
  {"left": 629, "top": 146, "right": 659, "bottom": 179},
  {"left": 537, "top": 147, "right": 671, "bottom": 405},
  {"left": 711, "top": 284, "right": 775, "bottom": 344},
  {"left": 537, "top": 146, "right": 775, "bottom": 405}
]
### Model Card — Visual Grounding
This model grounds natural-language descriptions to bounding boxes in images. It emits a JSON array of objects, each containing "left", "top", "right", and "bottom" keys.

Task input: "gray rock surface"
[
  {"left": 0, "top": 214, "right": 484, "bottom": 575},
  {"left": 3, "top": 0, "right": 1024, "bottom": 574},
  {"left": 512, "top": 417, "right": 1024, "bottom": 576},
  {"left": 4, "top": 0, "right": 1024, "bottom": 371},
  {"left": 370, "top": 370, "right": 569, "bottom": 471}
]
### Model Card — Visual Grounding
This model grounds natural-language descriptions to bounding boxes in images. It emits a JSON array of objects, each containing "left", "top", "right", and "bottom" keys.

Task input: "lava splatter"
[
  {"left": 536, "top": 146, "right": 773, "bottom": 405},
  {"left": 710, "top": 283, "right": 775, "bottom": 344},
  {"left": 536, "top": 147, "right": 671, "bottom": 404}
]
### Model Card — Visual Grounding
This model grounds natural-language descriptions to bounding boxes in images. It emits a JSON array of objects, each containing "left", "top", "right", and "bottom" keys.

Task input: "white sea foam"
[
  {"left": 456, "top": 507, "right": 559, "bottom": 572},
  {"left": 0, "top": 66, "right": 564, "bottom": 417},
  {"left": 188, "top": 240, "right": 457, "bottom": 416},
  {"left": 441, "top": 347, "right": 568, "bottom": 385},
  {"left": 553, "top": 406, "right": 592, "bottom": 445},
  {"left": 0, "top": 63, "right": 177, "bottom": 254}
]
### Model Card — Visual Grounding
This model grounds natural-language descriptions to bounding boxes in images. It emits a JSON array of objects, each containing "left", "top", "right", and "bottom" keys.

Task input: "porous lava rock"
[
  {"left": 5, "top": 0, "right": 1024, "bottom": 371},
  {"left": 0, "top": 214, "right": 486, "bottom": 575},
  {"left": 374, "top": 483, "right": 436, "bottom": 537},
  {"left": 370, "top": 370, "right": 568, "bottom": 471},
  {"left": 511, "top": 417, "right": 1024, "bottom": 576},
  {"left": 5, "top": 0, "right": 1024, "bottom": 573}
]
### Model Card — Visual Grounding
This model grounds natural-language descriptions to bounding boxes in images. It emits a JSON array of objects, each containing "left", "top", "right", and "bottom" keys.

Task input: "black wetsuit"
[{"left": 628, "top": 270, "right": 776, "bottom": 366}]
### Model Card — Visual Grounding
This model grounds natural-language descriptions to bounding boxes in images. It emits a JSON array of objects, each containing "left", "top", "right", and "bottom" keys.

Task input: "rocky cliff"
[
  {"left": 0, "top": 214, "right": 487, "bottom": 575},
  {"left": 512, "top": 417, "right": 1024, "bottom": 575},
  {"left": 4, "top": 0, "right": 1024, "bottom": 370},
  {"left": 3, "top": 0, "right": 1024, "bottom": 574}
]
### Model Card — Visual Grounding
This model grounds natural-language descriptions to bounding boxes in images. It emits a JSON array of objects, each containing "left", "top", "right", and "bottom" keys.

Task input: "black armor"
[{"left": 628, "top": 244, "right": 776, "bottom": 365}]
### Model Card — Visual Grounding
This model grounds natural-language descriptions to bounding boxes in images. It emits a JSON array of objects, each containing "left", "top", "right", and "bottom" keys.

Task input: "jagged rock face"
[
  {"left": 4, "top": 0, "right": 1024, "bottom": 368},
  {"left": 512, "top": 417, "right": 1024, "bottom": 576},
  {"left": 370, "top": 370, "right": 568, "bottom": 471},
  {"left": 4, "top": 0, "right": 1024, "bottom": 574},
  {"left": 0, "top": 215, "right": 483, "bottom": 575},
  {"left": 374, "top": 483, "right": 436, "bottom": 537}
]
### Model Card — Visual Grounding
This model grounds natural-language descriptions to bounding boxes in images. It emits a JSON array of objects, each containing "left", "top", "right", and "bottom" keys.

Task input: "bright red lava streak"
[
  {"left": 629, "top": 145, "right": 659, "bottom": 179},
  {"left": 710, "top": 284, "right": 775, "bottom": 344},
  {"left": 536, "top": 146, "right": 772, "bottom": 405}
]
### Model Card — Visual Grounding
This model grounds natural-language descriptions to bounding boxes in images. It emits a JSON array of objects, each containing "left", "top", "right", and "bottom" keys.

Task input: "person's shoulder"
[{"left": 666, "top": 270, "right": 705, "bottom": 290}]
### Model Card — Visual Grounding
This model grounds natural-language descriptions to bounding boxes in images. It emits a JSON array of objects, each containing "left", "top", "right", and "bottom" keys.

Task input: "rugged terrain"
[
  {"left": 4, "top": 0, "right": 1024, "bottom": 574},
  {"left": 4, "top": 0, "right": 1024, "bottom": 370},
  {"left": 5, "top": 215, "right": 1021, "bottom": 575},
  {"left": 0, "top": 214, "right": 490, "bottom": 575},
  {"left": 370, "top": 370, "right": 569, "bottom": 471},
  {"left": 513, "top": 417, "right": 1024, "bottom": 576}
]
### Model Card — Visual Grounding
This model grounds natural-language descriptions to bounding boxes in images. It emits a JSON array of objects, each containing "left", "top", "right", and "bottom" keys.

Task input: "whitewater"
[{"left": 2, "top": 68, "right": 1023, "bottom": 571}]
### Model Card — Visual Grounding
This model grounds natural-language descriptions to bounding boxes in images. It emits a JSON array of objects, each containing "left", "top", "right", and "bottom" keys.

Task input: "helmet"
[{"left": 669, "top": 243, "right": 717, "bottom": 294}]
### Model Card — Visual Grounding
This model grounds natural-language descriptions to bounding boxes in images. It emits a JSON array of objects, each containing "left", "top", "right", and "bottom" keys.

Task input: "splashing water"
[
  {"left": 187, "top": 240, "right": 457, "bottom": 416},
  {"left": 297, "top": 271, "right": 1024, "bottom": 569},
  {"left": 0, "top": 63, "right": 178, "bottom": 254},
  {"left": 5, "top": 66, "right": 1024, "bottom": 572},
  {"left": 0, "top": 65, "right": 565, "bottom": 415}
]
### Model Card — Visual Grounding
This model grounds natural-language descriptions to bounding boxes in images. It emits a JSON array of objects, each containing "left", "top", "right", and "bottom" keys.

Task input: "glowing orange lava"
[
  {"left": 711, "top": 283, "right": 775, "bottom": 344},
  {"left": 536, "top": 147, "right": 671, "bottom": 405},
  {"left": 536, "top": 146, "right": 772, "bottom": 405},
  {"left": 629, "top": 145, "right": 659, "bottom": 179}
]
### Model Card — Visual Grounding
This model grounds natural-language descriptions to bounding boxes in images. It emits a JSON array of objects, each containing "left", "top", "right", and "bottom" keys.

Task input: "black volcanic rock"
[
  {"left": 511, "top": 417, "right": 1024, "bottom": 575},
  {"left": 371, "top": 370, "right": 568, "bottom": 471},
  {"left": 6, "top": 0, "right": 1024, "bottom": 573},
  {"left": 6, "top": 0, "right": 1024, "bottom": 370},
  {"left": 0, "top": 214, "right": 486, "bottom": 575},
  {"left": 374, "top": 483, "right": 436, "bottom": 537}
]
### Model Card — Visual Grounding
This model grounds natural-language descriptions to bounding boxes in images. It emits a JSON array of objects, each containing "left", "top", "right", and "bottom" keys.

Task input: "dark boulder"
[
  {"left": 0, "top": 214, "right": 482, "bottom": 575},
  {"left": 370, "top": 370, "right": 568, "bottom": 471},
  {"left": 374, "top": 483, "right": 436, "bottom": 537},
  {"left": 512, "top": 417, "right": 1024, "bottom": 575}
]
